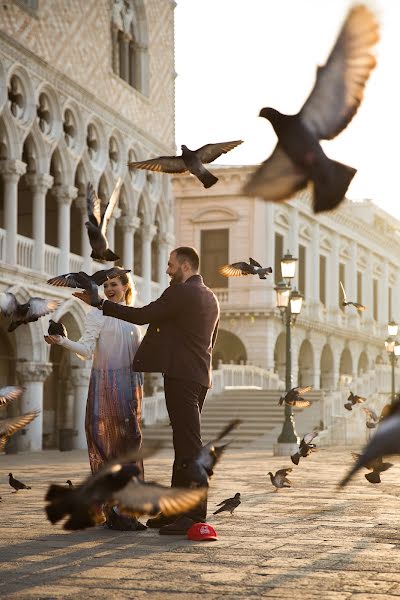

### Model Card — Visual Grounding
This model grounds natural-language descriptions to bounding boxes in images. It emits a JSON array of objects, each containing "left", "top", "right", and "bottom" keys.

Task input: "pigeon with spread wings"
[
  {"left": 279, "top": 386, "right": 313, "bottom": 408},
  {"left": 350, "top": 452, "right": 393, "bottom": 484},
  {"left": 291, "top": 432, "right": 318, "bottom": 465},
  {"left": 344, "top": 391, "right": 366, "bottom": 411},
  {"left": 340, "top": 281, "right": 366, "bottom": 311},
  {"left": 128, "top": 141, "right": 243, "bottom": 189},
  {"left": 242, "top": 5, "right": 379, "bottom": 213},
  {"left": 219, "top": 258, "right": 272, "bottom": 279},
  {"left": 362, "top": 406, "right": 379, "bottom": 429},
  {"left": 0, "top": 386, "right": 24, "bottom": 407},
  {"left": 0, "top": 292, "right": 59, "bottom": 332},
  {"left": 85, "top": 179, "right": 122, "bottom": 261},
  {"left": 47, "top": 267, "right": 130, "bottom": 290},
  {"left": 268, "top": 468, "right": 292, "bottom": 492},
  {"left": 45, "top": 446, "right": 206, "bottom": 530},
  {"left": 0, "top": 411, "right": 39, "bottom": 452}
]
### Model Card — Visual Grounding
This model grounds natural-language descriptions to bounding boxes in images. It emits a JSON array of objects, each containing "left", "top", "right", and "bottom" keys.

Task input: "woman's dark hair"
[{"left": 173, "top": 246, "right": 199, "bottom": 271}]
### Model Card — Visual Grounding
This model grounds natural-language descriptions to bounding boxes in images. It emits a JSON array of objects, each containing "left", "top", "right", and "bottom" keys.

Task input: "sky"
[{"left": 174, "top": 0, "right": 400, "bottom": 219}]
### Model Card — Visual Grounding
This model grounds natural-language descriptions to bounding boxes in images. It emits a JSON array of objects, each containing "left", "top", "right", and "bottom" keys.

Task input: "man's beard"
[{"left": 170, "top": 267, "right": 184, "bottom": 284}]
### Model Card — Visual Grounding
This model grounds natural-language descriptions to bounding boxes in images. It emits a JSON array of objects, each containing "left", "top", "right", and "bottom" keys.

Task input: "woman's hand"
[
  {"left": 44, "top": 335, "right": 62, "bottom": 345},
  {"left": 72, "top": 291, "right": 92, "bottom": 305}
]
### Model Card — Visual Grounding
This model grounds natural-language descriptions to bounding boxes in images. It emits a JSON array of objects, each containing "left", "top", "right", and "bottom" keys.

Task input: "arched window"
[{"left": 111, "top": 0, "right": 149, "bottom": 95}]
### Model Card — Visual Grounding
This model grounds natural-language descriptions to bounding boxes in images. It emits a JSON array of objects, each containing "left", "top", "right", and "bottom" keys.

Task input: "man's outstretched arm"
[{"left": 102, "top": 287, "right": 181, "bottom": 325}]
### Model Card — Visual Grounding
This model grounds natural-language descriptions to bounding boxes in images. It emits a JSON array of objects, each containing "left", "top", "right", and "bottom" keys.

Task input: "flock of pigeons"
[{"left": 0, "top": 4, "right": 391, "bottom": 528}]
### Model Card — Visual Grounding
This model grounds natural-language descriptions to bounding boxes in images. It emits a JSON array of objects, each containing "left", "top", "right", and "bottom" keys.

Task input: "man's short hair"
[{"left": 173, "top": 246, "right": 200, "bottom": 271}]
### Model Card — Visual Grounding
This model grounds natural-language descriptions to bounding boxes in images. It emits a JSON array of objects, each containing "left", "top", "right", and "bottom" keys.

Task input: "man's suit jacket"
[{"left": 102, "top": 274, "right": 220, "bottom": 388}]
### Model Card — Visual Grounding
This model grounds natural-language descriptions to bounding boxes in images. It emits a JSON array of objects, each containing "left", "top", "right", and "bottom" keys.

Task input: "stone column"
[
  {"left": 348, "top": 240, "right": 358, "bottom": 329},
  {"left": 16, "top": 361, "right": 53, "bottom": 451},
  {"left": 25, "top": 173, "right": 54, "bottom": 272},
  {"left": 70, "top": 367, "right": 91, "bottom": 450},
  {"left": 328, "top": 232, "right": 340, "bottom": 324},
  {"left": 121, "top": 33, "right": 131, "bottom": 81},
  {"left": 288, "top": 205, "right": 299, "bottom": 290},
  {"left": 142, "top": 224, "right": 157, "bottom": 304},
  {"left": 53, "top": 185, "right": 77, "bottom": 274},
  {"left": 159, "top": 231, "right": 174, "bottom": 291},
  {"left": 0, "top": 159, "right": 26, "bottom": 265},
  {"left": 111, "top": 24, "right": 120, "bottom": 75},
  {"left": 310, "top": 222, "right": 320, "bottom": 310},
  {"left": 364, "top": 249, "right": 374, "bottom": 328},
  {"left": 119, "top": 216, "right": 140, "bottom": 271},
  {"left": 75, "top": 194, "right": 92, "bottom": 273},
  {"left": 381, "top": 259, "right": 389, "bottom": 326}
]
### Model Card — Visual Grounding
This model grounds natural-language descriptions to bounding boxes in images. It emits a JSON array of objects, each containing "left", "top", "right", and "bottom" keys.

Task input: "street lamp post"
[
  {"left": 273, "top": 251, "right": 303, "bottom": 456},
  {"left": 385, "top": 321, "right": 400, "bottom": 404}
]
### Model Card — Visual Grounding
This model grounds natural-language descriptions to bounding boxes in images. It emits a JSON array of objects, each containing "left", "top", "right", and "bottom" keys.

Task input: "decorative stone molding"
[
  {"left": 0, "top": 158, "right": 27, "bottom": 179},
  {"left": 16, "top": 361, "right": 53, "bottom": 383},
  {"left": 52, "top": 184, "right": 78, "bottom": 205},
  {"left": 25, "top": 172, "right": 53, "bottom": 194}
]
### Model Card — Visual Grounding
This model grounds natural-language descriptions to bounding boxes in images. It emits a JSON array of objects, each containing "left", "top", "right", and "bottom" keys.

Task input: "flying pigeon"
[
  {"left": 339, "top": 399, "right": 400, "bottom": 487},
  {"left": 66, "top": 480, "right": 73, "bottom": 488},
  {"left": 291, "top": 432, "right": 318, "bottom": 465},
  {"left": 48, "top": 320, "right": 67, "bottom": 338},
  {"left": 178, "top": 419, "right": 242, "bottom": 487},
  {"left": 128, "top": 141, "right": 243, "bottom": 189},
  {"left": 219, "top": 258, "right": 272, "bottom": 279},
  {"left": 213, "top": 492, "right": 241, "bottom": 515},
  {"left": 45, "top": 446, "right": 206, "bottom": 530},
  {"left": 0, "top": 386, "right": 24, "bottom": 407},
  {"left": 279, "top": 386, "right": 312, "bottom": 408},
  {"left": 0, "top": 412, "right": 40, "bottom": 451},
  {"left": 85, "top": 179, "right": 122, "bottom": 261},
  {"left": 242, "top": 5, "right": 379, "bottom": 213},
  {"left": 350, "top": 452, "right": 393, "bottom": 484},
  {"left": 47, "top": 267, "right": 130, "bottom": 290},
  {"left": 0, "top": 292, "right": 59, "bottom": 332},
  {"left": 344, "top": 391, "right": 366, "bottom": 411},
  {"left": 340, "top": 281, "right": 366, "bottom": 311},
  {"left": 362, "top": 406, "right": 379, "bottom": 429},
  {"left": 268, "top": 468, "right": 292, "bottom": 491},
  {"left": 9, "top": 473, "right": 32, "bottom": 492}
]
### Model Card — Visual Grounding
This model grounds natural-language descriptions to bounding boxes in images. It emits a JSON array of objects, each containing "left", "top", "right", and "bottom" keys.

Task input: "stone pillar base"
[{"left": 273, "top": 441, "right": 299, "bottom": 456}]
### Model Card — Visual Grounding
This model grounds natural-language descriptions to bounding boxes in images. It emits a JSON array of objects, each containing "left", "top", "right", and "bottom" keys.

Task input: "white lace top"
[{"left": 58, "top": 305, "right": 142, "bottom": 370}]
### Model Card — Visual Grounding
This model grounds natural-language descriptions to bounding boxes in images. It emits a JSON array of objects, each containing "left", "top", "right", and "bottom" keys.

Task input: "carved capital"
[
  {"left": 142, "top": 224, "right": 157, "bottom": 242},
  {"left": 25, "top": 173, "right": 54, "bottom": 195},
  {"left": 16, "top": 361, "right": 53, "bottom": 383},
  {"left": 0, "top": 159, "right": 27, "bottom": 181},
  {"left": 70, "top": 367, "right": 91, "bottom": 387},
  {"left": 52, "top": 184, "right": 78, "bottom": 205}
]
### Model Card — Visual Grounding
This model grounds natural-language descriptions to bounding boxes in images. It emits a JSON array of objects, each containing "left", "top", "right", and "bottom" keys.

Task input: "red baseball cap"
[{"left": 187, "top": 522, "right": 218, "bottom": 541}]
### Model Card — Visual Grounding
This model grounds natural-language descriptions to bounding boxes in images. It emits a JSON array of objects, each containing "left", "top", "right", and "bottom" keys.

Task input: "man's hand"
[{"left": 72, "top": 291, "right": 93, "bottom": 305}]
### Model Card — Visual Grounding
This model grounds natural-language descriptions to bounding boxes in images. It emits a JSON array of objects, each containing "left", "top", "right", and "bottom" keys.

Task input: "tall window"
[
  {"left": 274, "top": 233, "right": 284, "bottom": 283},
  {"left": 389, "top": 287, "right": 393, "bottom": 321},
  {"left": 339, "top": 263, "right": 346, "bottom": 310},
  {"left": 373, "top": 278, "right": 378, "bottom": 321},
  {"left": 200, "top": 229, "right": 229, "bottom": 289},
  {"left": 319, "top": 255, "right": 326, "bottom": 305},
  {"left": 357, "top": 271, "right": 363, "bottom": 306},
  {"left": 298, "top": 244, "right": 306, "bottom": 298}
]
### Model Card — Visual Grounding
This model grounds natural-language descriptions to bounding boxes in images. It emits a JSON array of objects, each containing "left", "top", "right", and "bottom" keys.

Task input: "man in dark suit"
[{"left": 79, "top": 246, "right": 220, "bottom": 534}]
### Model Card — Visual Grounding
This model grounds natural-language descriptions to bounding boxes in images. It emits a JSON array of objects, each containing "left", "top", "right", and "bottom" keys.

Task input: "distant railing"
[
  {"left": 69, "top": 253, "right": 84, "bottom": 273},
  {"left": 44, "top": 245, "right": 60, "bottom": 276},
  {"left": 142, "top": 391, "right": 168, "bottom": 426},
  {"left": 17, "top": 234, "right": 34, "bottom": 269},
  {"left": 209, "top": 362, "right": 285, "bottom": 396},
  {"left": 0, "top": 228, "right": 5, "bottom": 262}
]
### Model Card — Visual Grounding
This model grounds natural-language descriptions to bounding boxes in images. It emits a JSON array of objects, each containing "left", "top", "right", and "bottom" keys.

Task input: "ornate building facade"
[
  {"left": 0, "top": 0, "right": 176, "bottom": 451},
  {"left": 173, "top": 166, "right": 400, "bottom": 402}
]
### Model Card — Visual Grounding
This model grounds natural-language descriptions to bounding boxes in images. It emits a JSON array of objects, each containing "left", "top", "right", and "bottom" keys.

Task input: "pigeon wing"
[
  {"left": 0, "top": 386, "right": 24, "bottom": 406},
  {"left": 219, "top": 262, "right": 252, "bottom": 277},
  {"left": 0, "top": 292, "right": 18, "bottom": 316},
  {"left": 47, "top": 273, "right": 83, "bottom": 289},
  {"left": 196, "top": 140, "right": 243, "bottom": 164},
  {"left": 86, "top": 183, "right": 101, "bottom": 227},
  {"left": 299, "top": 5, "right": 379, "bottom": 140},
  {"left": 339, "top": 281, "right": 347, "bottom": 303},
  {"left": 101, "top": 177, "right": 123, "bottom": 236},
  {"left": 128, "top": 156, "right": 187, "bottom": 174},
  {"left": 303, "top": 432, "right": 318, "bottom": 445},
  {"left": 115, "top": 480, "right": 206, "bottom": 518},
  {"left": 25, "top": 298, "right": 59, "bottom": 321},
  {"left": 276, "top": 468, "right": 292, "bottom": 478},
  {"left": 0, "top": 411, "right": 40, "bottom": 450},
  {"left": 242, "top": 144, "right": 308, "bottom": 200},
  {"left": 293, "top": 399, "right": 312, "bottom": 408},
  {"left": 249, "top": 257, "right": 262, "bottom": 268}
]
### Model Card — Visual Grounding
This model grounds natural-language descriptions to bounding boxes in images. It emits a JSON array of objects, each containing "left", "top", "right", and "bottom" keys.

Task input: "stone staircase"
[{"left": 142, "top": 388, "right": 322, "bottom": 449}]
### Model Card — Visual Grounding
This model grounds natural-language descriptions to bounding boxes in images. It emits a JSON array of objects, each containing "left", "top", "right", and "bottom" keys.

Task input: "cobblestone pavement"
[{"left": 1, "top": 445, "right": 400, "bottom": 599}]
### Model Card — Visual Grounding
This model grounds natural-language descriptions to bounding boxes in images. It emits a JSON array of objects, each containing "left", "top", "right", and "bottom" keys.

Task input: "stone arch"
[
  {"left": 320, "top": 344, "right": 334, "bottom": 390},
  {"left": 212, "top": 329, "right": 247, "bottom": 369},
  {"left": 6, "top": 64, "right": 36, "bottom": 128},
  {"left": 357, "top": 351, "right": 369, "bottom": 376},
  {"left": 339, "top": 347, "right": 353, "bottom": 386},
  {"left": 274, "top": 332, "right": 286, "bottom": 382},
  {"left": 298, "top": 339, "right": 314, "bottom": 387},
  {"left": 62, "top": 100, "right": 85, "bottom": 156}
]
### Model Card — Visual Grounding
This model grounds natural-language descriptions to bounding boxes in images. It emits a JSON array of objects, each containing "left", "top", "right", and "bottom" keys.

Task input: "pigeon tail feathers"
[{"left": 312, "top": 158, "right": 356, "bottom": 213}]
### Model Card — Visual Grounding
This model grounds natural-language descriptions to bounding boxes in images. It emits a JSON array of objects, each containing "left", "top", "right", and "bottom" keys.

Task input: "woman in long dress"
[{"left": 45, "top": 268, "right": 145, "bottom": 530}]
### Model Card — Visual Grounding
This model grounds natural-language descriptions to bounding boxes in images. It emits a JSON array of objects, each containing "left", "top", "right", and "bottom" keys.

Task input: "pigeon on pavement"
[
  {"left": 0, "top": 292, "right": 59, "bottom": 332},
  {"left": 340, "top": 282, "right": 366, "bottom": 311},
  {"left": 291, "top": 432, "right": 318, "bottom": 465},
  {"left": 0, "top": 386, "right": 24, "bottom": 407},
  {"left": 242, "top": 5, "right": 379, "bottom": 213},
  {"left": 85, "top": 179, "right": 122, "bottom": 261},
  {"left": 350, "top": 452, "right": 393, "bottom": 484},
  {"left": 219, "top": 258, "right": 272, "bottom": 279},
  {"left": 45, "top": 446, "right": 206, "bottom": 530},
  {"left": 344, "top": 391, "right": 366, "bottom": 411},
  {"left": 0, "top": 412, "right": 39, "bottom": 451},
  {"left": 339, "top": 399, "right": 400, "bottom": 487},
  {"left": 279, "top": 386, "right": 312, "bottom": 408},
  {"left": 213, "top": 492, "right": 241, "bottom": 515},
  {"left": 268, "top": 468, "right": 292, "bottom": 491},
  {"left": 9, "top": 473, "right": 32, "bottom": 492},
  {"left": 128, "top": 141, "right": 243, "bottom": 189}
]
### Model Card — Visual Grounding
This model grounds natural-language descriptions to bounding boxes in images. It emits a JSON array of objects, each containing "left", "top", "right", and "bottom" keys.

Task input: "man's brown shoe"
[
  {"left": 146, "top": 513, "right": 176, "bottom": 528},
  {"left": 159, "top": 516, "right": 195, "bottom": 535}
]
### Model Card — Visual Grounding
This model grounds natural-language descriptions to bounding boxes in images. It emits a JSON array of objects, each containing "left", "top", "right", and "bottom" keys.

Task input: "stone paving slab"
[{"left": 1, "top": 446, "right": 400, "bottom": 598}]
